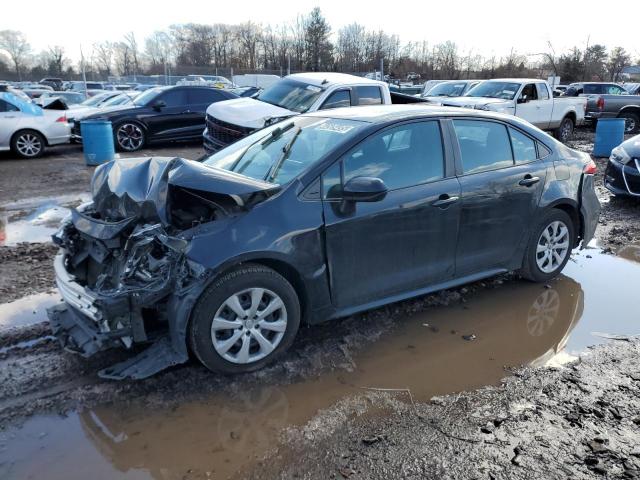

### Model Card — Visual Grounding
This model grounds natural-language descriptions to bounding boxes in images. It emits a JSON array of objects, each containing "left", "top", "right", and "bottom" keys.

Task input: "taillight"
[
  {"left": 596, "top": 96, "right": 605, "bottom": 111},
  {"left": 583, "top": 159, "right": 597, "bottom": 174},
  {"left": 55, "top": 115, "right": 67, "bottom": 123}
]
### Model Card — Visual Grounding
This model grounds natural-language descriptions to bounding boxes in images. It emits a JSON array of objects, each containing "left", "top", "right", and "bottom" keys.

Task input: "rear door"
[
  {"left": 322, "top": 119, "right": 461, "bottom": 309},
  {"left": 0, "top": 99, "right": 21, "bottom": 146},
  {"left": 450, "top": 119, "right": 547, "bottom": 275},
  {"left": 185, "top": 88, "right": 229, "bottom": 136}
]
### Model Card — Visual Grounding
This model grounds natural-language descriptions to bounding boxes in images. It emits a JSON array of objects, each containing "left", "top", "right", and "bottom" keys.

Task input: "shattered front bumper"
[{"left": 48, "top": 250, "right": 189, "bottom": 380}]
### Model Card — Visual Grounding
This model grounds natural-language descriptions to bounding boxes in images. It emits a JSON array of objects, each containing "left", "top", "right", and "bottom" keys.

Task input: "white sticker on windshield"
[
  {"left": 317, "top": 122, "right": 355, "bottom": 134},
  {"left": 306, "top": 85, "right": 322, "bottom": 93},
  {"left": 503, "top": 90, "right": 516, "bottom": 94}
]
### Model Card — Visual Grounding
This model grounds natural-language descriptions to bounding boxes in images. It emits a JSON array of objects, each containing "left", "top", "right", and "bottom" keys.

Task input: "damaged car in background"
[{"left": 49, "top": 105, "right": 600, "bottom": 380}]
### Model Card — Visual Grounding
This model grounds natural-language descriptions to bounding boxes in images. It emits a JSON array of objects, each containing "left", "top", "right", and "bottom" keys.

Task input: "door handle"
[
  {"left": 4, "top": 115, "right": 16, "bottom": 119},
  {"left": 519, "top": 175, "right": 540, "bottom": 187},
  {"left": 432, "top": 194, "right": 459, "bottom": 208}
]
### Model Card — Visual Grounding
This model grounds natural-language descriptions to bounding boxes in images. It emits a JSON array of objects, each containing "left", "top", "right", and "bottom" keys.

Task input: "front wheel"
[
  {"left": 519, "top": 209, "right": 575, "bottom": 282},
  {"left": 114, "top": 122, "right": 146, "bottom": 152},
  {"left": 554, "top": 117, "right": 574, "bottom": 143},
  {"left": 189, "top": 264, "right": 300, "bottom": 374}
]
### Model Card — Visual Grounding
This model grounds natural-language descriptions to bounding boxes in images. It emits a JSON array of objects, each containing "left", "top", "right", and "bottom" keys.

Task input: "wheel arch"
[
  {"left": 547, "top": 201, "right": 581, "bottom": 246},
  {"left": 618, "top": 105, "right": 640, "bottom": 117}
]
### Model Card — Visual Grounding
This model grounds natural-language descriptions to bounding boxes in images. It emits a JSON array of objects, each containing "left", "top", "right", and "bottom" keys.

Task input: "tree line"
[{"left": 0, "top": 8, "right": 636, "bottom": 83}]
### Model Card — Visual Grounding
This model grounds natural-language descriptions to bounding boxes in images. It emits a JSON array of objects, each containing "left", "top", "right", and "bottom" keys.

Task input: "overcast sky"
[{"left": 2, "top": 0, "right": 639, "bottom": 64}]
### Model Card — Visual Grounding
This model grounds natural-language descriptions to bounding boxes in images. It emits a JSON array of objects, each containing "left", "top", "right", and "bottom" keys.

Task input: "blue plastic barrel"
[
  {"left": 593, "top": 118, "right": 625, "bottom": 157},
  {"left": 80, "top": 119, "right": 115, "bottom": 166}
]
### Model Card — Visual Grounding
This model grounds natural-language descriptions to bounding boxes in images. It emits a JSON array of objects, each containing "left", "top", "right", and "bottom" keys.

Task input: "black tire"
[
  {"left": 618, "top": 112, "right": 640, "bottom": 134},
  {"left": 11, "top": 130, "right": 46, "bottom": 158},
  {"left": 519, "top": 209, "right": 575, "bottom": 283},
  {"left": 114, "top": 121, "right": 146, "bottom": 152},
  {"left": 189, "top": 263, "right": 300, "bottom": 374},
  {"left": 554, "top": 116, "right": 574, "bottom": 143}
]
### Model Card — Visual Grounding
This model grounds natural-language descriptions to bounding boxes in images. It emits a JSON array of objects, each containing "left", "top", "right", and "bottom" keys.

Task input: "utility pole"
[
  {"left": 287, "top": 55, "right": 291, "bottom": 76},
  {"left": 380, "top": 58, "right": 384, "bottom": 81},
  {"left": 79, "top": 44, "right": 87, "bottom": 96}
]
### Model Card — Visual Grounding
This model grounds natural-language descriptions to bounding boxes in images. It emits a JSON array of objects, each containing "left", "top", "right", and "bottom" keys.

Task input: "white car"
[{"left": 0, "top": 92, "right": 70, "bottom": 158}]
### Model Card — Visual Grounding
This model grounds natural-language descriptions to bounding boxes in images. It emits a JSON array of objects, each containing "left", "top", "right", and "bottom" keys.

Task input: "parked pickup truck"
[
  {"left": 203, "top": 72, "right": 424, "bottom": 153},
  {"left": 439, "top": 78, "right": 587, "bottom": 142},
  {"left": 585, "top": 94, "right": 640, "bottom": 134}
]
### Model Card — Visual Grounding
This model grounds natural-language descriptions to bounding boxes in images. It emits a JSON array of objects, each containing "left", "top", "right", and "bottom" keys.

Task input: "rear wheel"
[
  {"left": 618, "top": 112, "right": 639, "bottom": 134},
  {"left": 519, "top": 209, "right": 575, "bottom": 282},
  {"left": 11, "top": 130, "right": 45, "bottom": 158},
  {"left": 554, "top": 116, "right": 574, "bottom": 143},
  {"left": 114, "top": 122, "right": 146, "bottom": 151},
  {"left": 189, "top": 264, "right": 300, "bottom": 374}
]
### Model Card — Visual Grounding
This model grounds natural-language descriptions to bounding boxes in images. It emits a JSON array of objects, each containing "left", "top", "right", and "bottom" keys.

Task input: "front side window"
[
  {"left": 607, "top": 85, "right": 627, "bottom": 95},
  {"left": 453, "top": 120, "right": 513, "bottom": 174},
  {"left": 342, "top": 121, "right": 444, "bottom": 191},
  {"left": 204, "top": 117, "right": 366, "bottom": 185},
  {"left": 583, "top": 84, "right": 602, "bottom": 94},
  {"left": 356, "top": 86, "right": 383, "bottom": 105},
  {"left": 321, "top": 90, "right": 351, "bottom": 110},
  {"left": 521, "top": 84, "right": 538, "bottom": 101},
  {"left": 509, "top": 128, "right": 537, "bottom": 163}
]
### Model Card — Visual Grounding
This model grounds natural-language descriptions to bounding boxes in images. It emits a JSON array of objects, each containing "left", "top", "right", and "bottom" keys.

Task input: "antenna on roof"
[{"left": 321, "top": 79, "right": 329, "bottom": 85}]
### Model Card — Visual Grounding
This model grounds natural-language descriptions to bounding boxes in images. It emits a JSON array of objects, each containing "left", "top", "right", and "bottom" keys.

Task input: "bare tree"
[
  {"left": 93, "top": 41, "right": 114, "bottom": 76},
  {"left": 236, "top": 21, "right": 262, "bottom": 69},
  {"left": 607, "top": 47, "right": 631, "bottom": 82},
  {"left": 0, "top": 30, "right": 31, "bottom": 80},
  {"left": 124, "top": 32, "right": 140, "bottom": 78}
]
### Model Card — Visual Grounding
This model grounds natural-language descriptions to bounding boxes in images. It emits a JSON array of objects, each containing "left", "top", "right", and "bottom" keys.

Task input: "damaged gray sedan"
[{"left": 49, "top": 105, "right": 600, "bottom": 379}]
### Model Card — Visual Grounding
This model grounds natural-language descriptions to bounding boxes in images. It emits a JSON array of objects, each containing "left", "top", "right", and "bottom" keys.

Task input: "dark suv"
[
  {"left": 49, "top": 105, "right": 600, "bottom": 379},
  {"left": 563, "top": 82, "right": 628, "bottom": 96},
  {"left": 78, "top": 85, "right": 237, "bottom": 151}
]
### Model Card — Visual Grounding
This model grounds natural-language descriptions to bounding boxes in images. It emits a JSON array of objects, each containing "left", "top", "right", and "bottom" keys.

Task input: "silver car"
[{"left": 0, "top": 92, "right": 71, "bottom": 158}]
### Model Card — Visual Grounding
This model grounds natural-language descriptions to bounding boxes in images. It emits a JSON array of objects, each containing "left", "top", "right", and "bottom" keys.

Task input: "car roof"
[
  {"left": 286, "top": 72, "right": 384, "bottom": 87},
  {"left": 301, "top": 104, "right": 524, "bottom": 124},
  {"left": 482, "top": 78, "right": 545, "bottom": 83}
]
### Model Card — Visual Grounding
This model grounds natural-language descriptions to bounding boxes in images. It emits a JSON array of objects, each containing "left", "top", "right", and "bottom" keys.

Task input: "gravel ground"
[{"left": 251, "top": 340, "right": 640, "bottom": 480}]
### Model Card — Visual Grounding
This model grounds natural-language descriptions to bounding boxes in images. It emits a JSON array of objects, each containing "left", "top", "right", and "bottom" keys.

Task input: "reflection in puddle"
[
  {"left": 617, "top": 243, "right": 640, "bottom": 264},
  {"left": 0, "top": 194, "right": 90, "bottom": 246},
  {"left": 0, "top": 291, "right": 61, "bottom": 331},
  {"left": 1, "top": 247, "right": 639, "bottom": 480}
]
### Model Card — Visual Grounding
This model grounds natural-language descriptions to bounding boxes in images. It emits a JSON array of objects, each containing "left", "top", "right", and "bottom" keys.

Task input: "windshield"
[
  {"left": 80, "top": 92, "right": 113, "bottom": 106},
  {"left": 103, "top": 93, "right": 136, "bottom": 107},
  {"left": 425, "top": 82, "right": 471, "bottom": 97},
  {"left": 133, "top": 87, "right": 164, "bottom": 106},
  {"left": 204, "top": 117, "right": 365, "bottom": 184},
  {"left": 257, "top": 79, "right": 324, "bottom": 113},
  {"left": 465, "top": 82, "right": 521, "bottom": 100}
]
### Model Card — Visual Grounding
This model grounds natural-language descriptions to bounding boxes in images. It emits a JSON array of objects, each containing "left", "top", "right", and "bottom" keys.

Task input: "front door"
[
  {"left": 322, "top": 120, "right": 461, "bottom": 309},
  {"left": 144, "top": 88, "right": 191, "bottom": 139},
  {"left": 451, "top": 119, "right": 547, "bottom": 274}
]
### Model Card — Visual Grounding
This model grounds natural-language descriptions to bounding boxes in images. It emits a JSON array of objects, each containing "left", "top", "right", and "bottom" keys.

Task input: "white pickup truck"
[
  {"left": 438, "top": 78, "right": 587, "bottom": 142},
  {"left": 203, "top": 72, "right": 421, "bottom": 153}
]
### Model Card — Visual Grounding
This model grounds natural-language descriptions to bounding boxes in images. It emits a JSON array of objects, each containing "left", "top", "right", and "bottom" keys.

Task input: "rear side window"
[
  {"left": 343, "top": 121, "right": 444, "bottom": 191},
  {"left": 538, "top": 143, "right": 552, "bottom": 158},
  {"left": 536, "top": 83, "right": 550, "bottom": 100},
  {"left": 453, "top": 120, "right": 513, "bottom": 174},
  {"left": 158, "top": 89, "right": 187, "bottom": 107},
  {"left": 356, "top": 86, "right": 383, "bottom": 105},
  {"left": 187, "top": 88, "right": 224, "bottom": 105},
  {"left": 0, "top": 99, "right": 19, "bottom": 112},
  {"left": 509, "top": 128, "right": 537, "bottom": 163},
  {"left": 321, "top": 90, "right": 351, "bottom": 110},
  {"left": 606, "top": 85, "right": 626, "bottom": 95}
]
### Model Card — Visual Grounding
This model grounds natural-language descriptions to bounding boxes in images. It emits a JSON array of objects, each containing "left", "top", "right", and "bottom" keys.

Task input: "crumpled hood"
[
  {"left": 440, "top": 97, "right": 514, "bottom": 110},
  {"left": 90, "top": 157, "right": 280, "bottom": 226},
  {"left": 206, "top": 97, "right": 295, "bottom": 129}
]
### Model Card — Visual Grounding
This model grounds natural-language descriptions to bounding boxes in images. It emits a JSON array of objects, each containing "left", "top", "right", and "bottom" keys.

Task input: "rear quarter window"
[{"left": 356, "top": 86, "right": 383, "bottom": 105}]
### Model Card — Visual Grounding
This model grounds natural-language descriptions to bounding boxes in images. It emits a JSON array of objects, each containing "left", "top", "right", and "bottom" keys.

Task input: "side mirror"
[
  {"left": 342, "top": 177, "right": 388, "bottom": 202},
  {"left": 152, "top": 99, "right": 166, "bottom": 111},
  {"left": 517, "top": 94, "right": 529, "bottom": 104}
]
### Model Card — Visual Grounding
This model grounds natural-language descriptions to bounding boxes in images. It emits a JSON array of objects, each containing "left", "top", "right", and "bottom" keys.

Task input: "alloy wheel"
[
  {"left": 116, "top": 123, "right": 144, "bottom": 151},
  {"left": 624, "top": 117, "right": 637, "bottom": 134},
  {"left": 210, "top": 288, "right": 287, "bottom": 364},
  {"left": 16, "top": 133, "right": 42, "bottom": 157},
  {"left": 560, "top": 119, "right": 572, "bottom": 142},
  {"left": 536, "top": 221, "right": 570, "bottom": 274}
]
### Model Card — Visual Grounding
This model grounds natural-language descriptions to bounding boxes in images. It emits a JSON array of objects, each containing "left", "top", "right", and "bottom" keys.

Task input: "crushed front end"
[{"left": 47, "top": 156, "right": 278, "bottom": 380}]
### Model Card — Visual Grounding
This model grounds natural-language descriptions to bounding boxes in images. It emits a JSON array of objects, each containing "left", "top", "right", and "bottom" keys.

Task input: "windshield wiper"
[{"left": 266, "top": 127, "right": 301, "bottom": 183}]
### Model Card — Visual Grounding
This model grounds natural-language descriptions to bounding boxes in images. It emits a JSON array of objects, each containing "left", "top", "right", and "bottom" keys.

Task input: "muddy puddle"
[
  {"left": 0, "top": 194, "right": 90, "bottom": 246},
  {"left": 0, "top": 291, "right": 61, "bottom": 331},
  {"left": 1, "top": 245, "right": 639, "bottom": 480}
]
